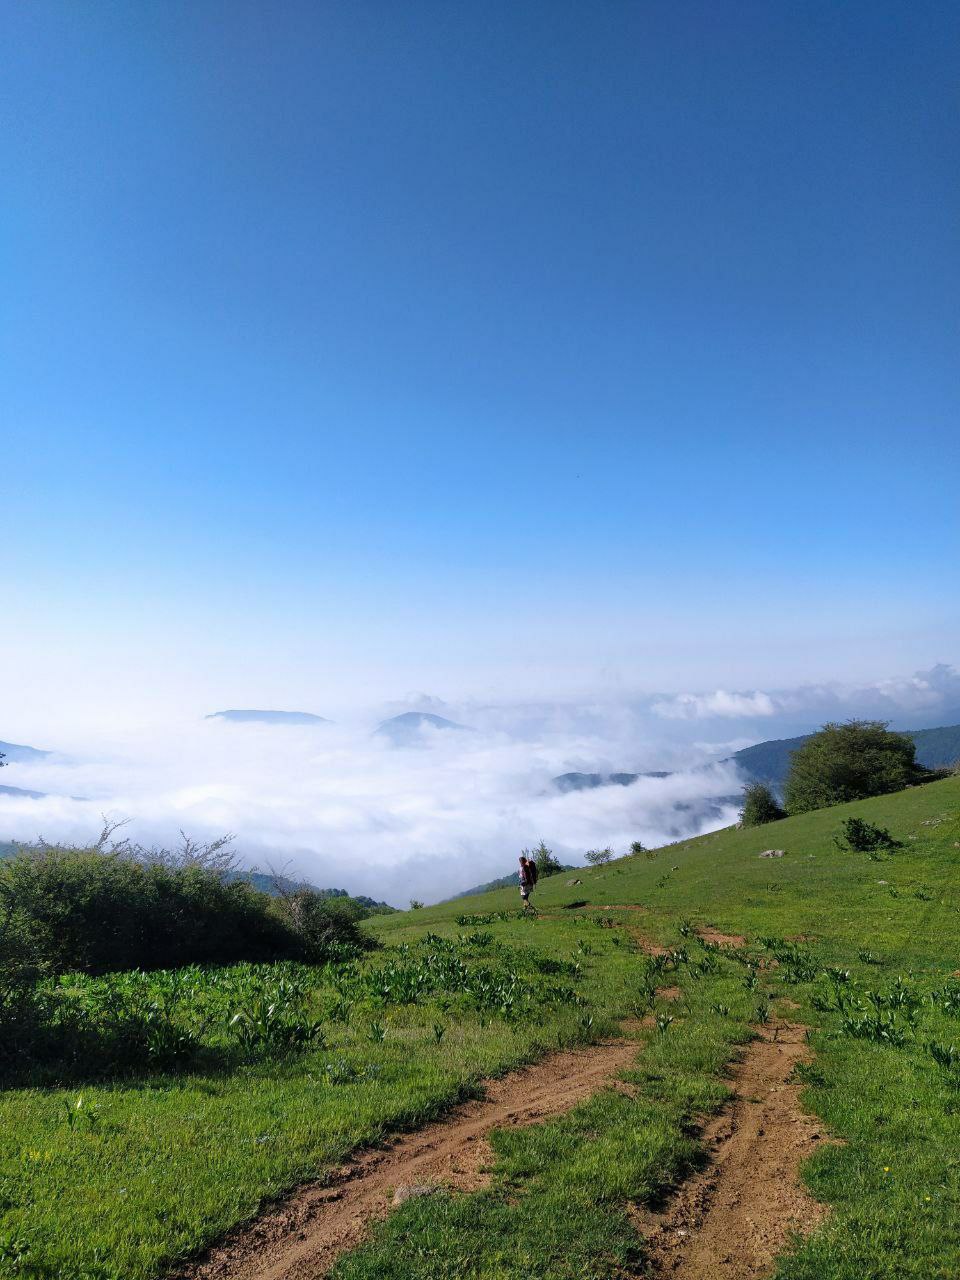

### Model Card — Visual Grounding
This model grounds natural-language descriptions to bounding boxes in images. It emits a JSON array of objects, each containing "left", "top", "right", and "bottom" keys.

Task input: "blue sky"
[{"left": 3, "top": 1, "right": 958, "bottom": 728}]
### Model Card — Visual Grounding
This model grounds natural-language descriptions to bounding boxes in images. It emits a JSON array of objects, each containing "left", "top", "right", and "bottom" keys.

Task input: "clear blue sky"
[{"left": 3, "top": 1, "right": 958, "bottom": 724}]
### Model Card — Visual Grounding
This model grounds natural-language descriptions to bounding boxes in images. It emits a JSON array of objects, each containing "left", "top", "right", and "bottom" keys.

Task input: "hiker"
[{"left": 518, "top": 854, "right": 538, "bottom": 910}]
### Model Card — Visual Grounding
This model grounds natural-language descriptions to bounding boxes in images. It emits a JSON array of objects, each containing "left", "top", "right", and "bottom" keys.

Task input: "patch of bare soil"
[
  {"left": 595, "top": 903, "right": 650, "bottom": 913},
  {"left": 620, "top": 924, "right": 672, "bottom": 957},
  {"left": 637, "top": 1019, "right": 829, "bottom": 1279},
  {"left": 696, "top": 927, "right": 746, "bottom": 948},
  {"left": 170, "top": 1031, "right": 644, "bottom": 1280}
]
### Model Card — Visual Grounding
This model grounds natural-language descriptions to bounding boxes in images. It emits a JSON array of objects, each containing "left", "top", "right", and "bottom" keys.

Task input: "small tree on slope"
[
  {"left": 527, "top": 839, "right": 563, "bottom": 878},
  {"left": 739, "top": 783, "right": 786, "bottom": 826}
]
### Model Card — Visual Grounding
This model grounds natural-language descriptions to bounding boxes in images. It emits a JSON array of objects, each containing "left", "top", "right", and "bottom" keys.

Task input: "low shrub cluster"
[
  {"left": 0, "top": 848, "right": 371, "bottom": 977},
  {"left": 325, "top": 934, "right": 583, "bottom": 1024},
  {"left": 833, "top": 817, "right": 902, "bottom": 854},
  {"left": 0, "top": 844, "right": 374, "bottom": 1078}
]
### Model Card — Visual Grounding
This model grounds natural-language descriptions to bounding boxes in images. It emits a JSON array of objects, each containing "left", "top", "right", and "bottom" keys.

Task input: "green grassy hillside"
[
  {"left": 0, "top": 778, "right": 957, "bottom": 1279},
  {"left": 383, "top": 776, "right": 960, "bottom": 971}
]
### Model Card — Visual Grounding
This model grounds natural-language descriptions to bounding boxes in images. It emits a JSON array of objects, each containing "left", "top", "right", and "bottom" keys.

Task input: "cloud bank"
[
  {"left": 2, "top": 662, "right": 956, "bottom": 905},
  {"left": 649, "top": 663, "right": 960, "bottom": 726},
  {"left": 0, "top": 716, "right": 741, "bottom": 905}
]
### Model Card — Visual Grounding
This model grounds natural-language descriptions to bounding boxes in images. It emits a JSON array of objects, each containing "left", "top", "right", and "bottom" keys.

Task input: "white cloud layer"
[
  {"left": 651, "top": 690, "right": 779, "bottom": 720},
  {"left": 0, "top": 717, "right": 741, "bottom": 905},
  {"left": 649, "top": 663, "right": 960, "bottom": 724},
  {"left": 2, "top": 662, "right": 956, "bottom": 905}
]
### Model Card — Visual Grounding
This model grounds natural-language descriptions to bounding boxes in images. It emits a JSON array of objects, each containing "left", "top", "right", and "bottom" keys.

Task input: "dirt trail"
[
  {"left": 637, "top": 1019, "right": 829, "bottom": 1279},
  {"left": 695, "top": 926, "right": 746, "bottom": 948},
  {"left": 171, "top": 1029, "right": 643, "bottom": 1280}
]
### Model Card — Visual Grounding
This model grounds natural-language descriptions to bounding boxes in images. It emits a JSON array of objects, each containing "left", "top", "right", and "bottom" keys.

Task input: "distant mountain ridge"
[
  {"left": 552, "top": 771, "right": 670, "bottom": 793},
  {"left": 0, "top": 739, "right": 49, "bottom": 763},
  {"left": 450, "top": 865, "right": 576, "bottom": 900},
  {"left": 206, "top": 710, "right": 330, "bottom": 725},
  {"left": 227, "top": 871, "right": 394, "bottom": 910},
  {"left": 0, "top": 784, "right": 47, "bottom": 800},
  {"left": 731, "top": 723, "right": 960, "bottom": 790},
  {"left": 375, "top": 712, "right": 471, "bottom": 745}
]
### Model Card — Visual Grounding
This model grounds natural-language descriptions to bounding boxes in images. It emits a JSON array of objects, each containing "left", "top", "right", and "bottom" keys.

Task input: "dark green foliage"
[
  {"left": 0, "top": 849, "right": 370, "bottom": 978},
  {"left": 739, "top": 782, "right": 786, "bottom": 826},
  {"left": 273, "top": 889, "right": 372, "bottom": 963},
  {"left": 834, "top": 817, "right": 903, "bottom": 854},
  {"left": 784, "top": 720, "right": 925, "bottom": 814}
]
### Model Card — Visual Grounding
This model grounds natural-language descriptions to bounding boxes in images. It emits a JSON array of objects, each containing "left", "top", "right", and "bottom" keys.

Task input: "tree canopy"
[{"left": 783, "top": 720, "right": 923, "bottom": 814}]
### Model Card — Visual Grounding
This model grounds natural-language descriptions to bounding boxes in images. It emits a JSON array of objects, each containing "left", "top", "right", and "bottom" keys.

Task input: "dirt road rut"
[
  {"left": 638, "top": 1019, "right": 828, "bottom": 1279},
  {"left": 172, "top": 1030, "right": 642, "bottom": 1280}
]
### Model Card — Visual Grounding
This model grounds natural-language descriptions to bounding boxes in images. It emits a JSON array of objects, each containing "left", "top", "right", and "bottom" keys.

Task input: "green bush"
[
  {"left": 739, "top": 782, "right": 786, "bottom": 826},
  {"left": 833, "top": 817, "right": 902, "bottom": 853},
  {"left": 273, "top": 889, "right": 372, "bottom": 963},
  {"left": 584, "top": 847, "right": 614, "bottom": 865},
  {"left": 0, "top": 849, "right": 371, "bottom": 977},
  {"left": 784, "top": 720, "right": 926, "bottom": 815}
]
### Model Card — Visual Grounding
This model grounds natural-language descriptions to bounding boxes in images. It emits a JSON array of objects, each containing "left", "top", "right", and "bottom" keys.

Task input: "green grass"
[
  {"left": 1, "top": 777, "right": 959, "bottom": 1278},
  {"left": 333, "top": 968, "right": 757, "bottom": 1280}
]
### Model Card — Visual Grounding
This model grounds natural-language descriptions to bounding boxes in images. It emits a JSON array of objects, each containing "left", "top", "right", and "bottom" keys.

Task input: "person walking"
[{"left": 518, "top": 854, "right": 538, "bottom": 911}]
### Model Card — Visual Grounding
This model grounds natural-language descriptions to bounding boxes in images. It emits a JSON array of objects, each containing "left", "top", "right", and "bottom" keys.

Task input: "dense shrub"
[
  {"left": 584, "top": 847, "right": 614, "bottom": 865},
  {"left": 273, "top": 889, "right": 372, "bottom": 963},
  {"left": 739, "top": 783, "right": 786, "bottom": 827},
  {"left": 0, "top": 849, "right": 371, "bottom": 977},
  {"left": 833, "top": 817, "right": 903, "bottom": 853},
  {"left": 784, "top": 720, "right": 926, "bottom": 814}
]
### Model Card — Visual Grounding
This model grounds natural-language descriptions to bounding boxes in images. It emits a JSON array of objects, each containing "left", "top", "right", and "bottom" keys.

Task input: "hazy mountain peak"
[
  {"left": 375, "top": 711, "right": 471, "bottom": 745},
  {"left": 206, "top": 710, "right": 330, "bottom": 726},
  {"left": 0, "top": 739, "right": 50, "bottom": 763}
]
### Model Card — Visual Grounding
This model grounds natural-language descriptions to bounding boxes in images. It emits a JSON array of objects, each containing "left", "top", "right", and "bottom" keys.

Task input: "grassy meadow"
[{"left": 1, "top": 777, "right": 959, "bottom": 1278}]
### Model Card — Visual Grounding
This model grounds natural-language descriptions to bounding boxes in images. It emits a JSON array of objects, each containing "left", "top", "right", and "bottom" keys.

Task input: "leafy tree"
[
  {"left": 739, "top": 783, "right": 786, "bottom": 827},
  {"left": 784, "top": 720, "right": 925, "bottom": 815},
  {"left": 629, "top": 840, "right": 646, "bottom": 856},
  {"left": 584, "top": 847, "right": 613, "bottom": 866},
  {"left": 526, "top": 839, "right": 563, "bottom": 878},
  {"left": 409, "top": 899, "right": 424, "bottom": 910}
]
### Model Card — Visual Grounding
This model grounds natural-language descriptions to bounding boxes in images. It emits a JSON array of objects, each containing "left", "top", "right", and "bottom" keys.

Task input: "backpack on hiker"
[{"left": 527, "top": 859, "right": 539, "bottom": 885}]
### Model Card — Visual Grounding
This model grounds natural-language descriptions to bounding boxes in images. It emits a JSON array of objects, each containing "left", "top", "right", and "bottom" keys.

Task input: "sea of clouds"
[
  {"left": 2, "top": 663, "right": 956, "bottom": 905},
  {"left": 1, "top": 713, "right": 744, "bottom": 905}
]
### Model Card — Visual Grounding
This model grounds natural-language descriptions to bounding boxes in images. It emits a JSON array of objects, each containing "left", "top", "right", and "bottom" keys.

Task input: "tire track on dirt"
[
  {"left": 171, "top": 1027, "right": 645, "bottom": 1280},
  {"left": 636, "top": 1018, "right": 830, "bottom": 1279}
]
